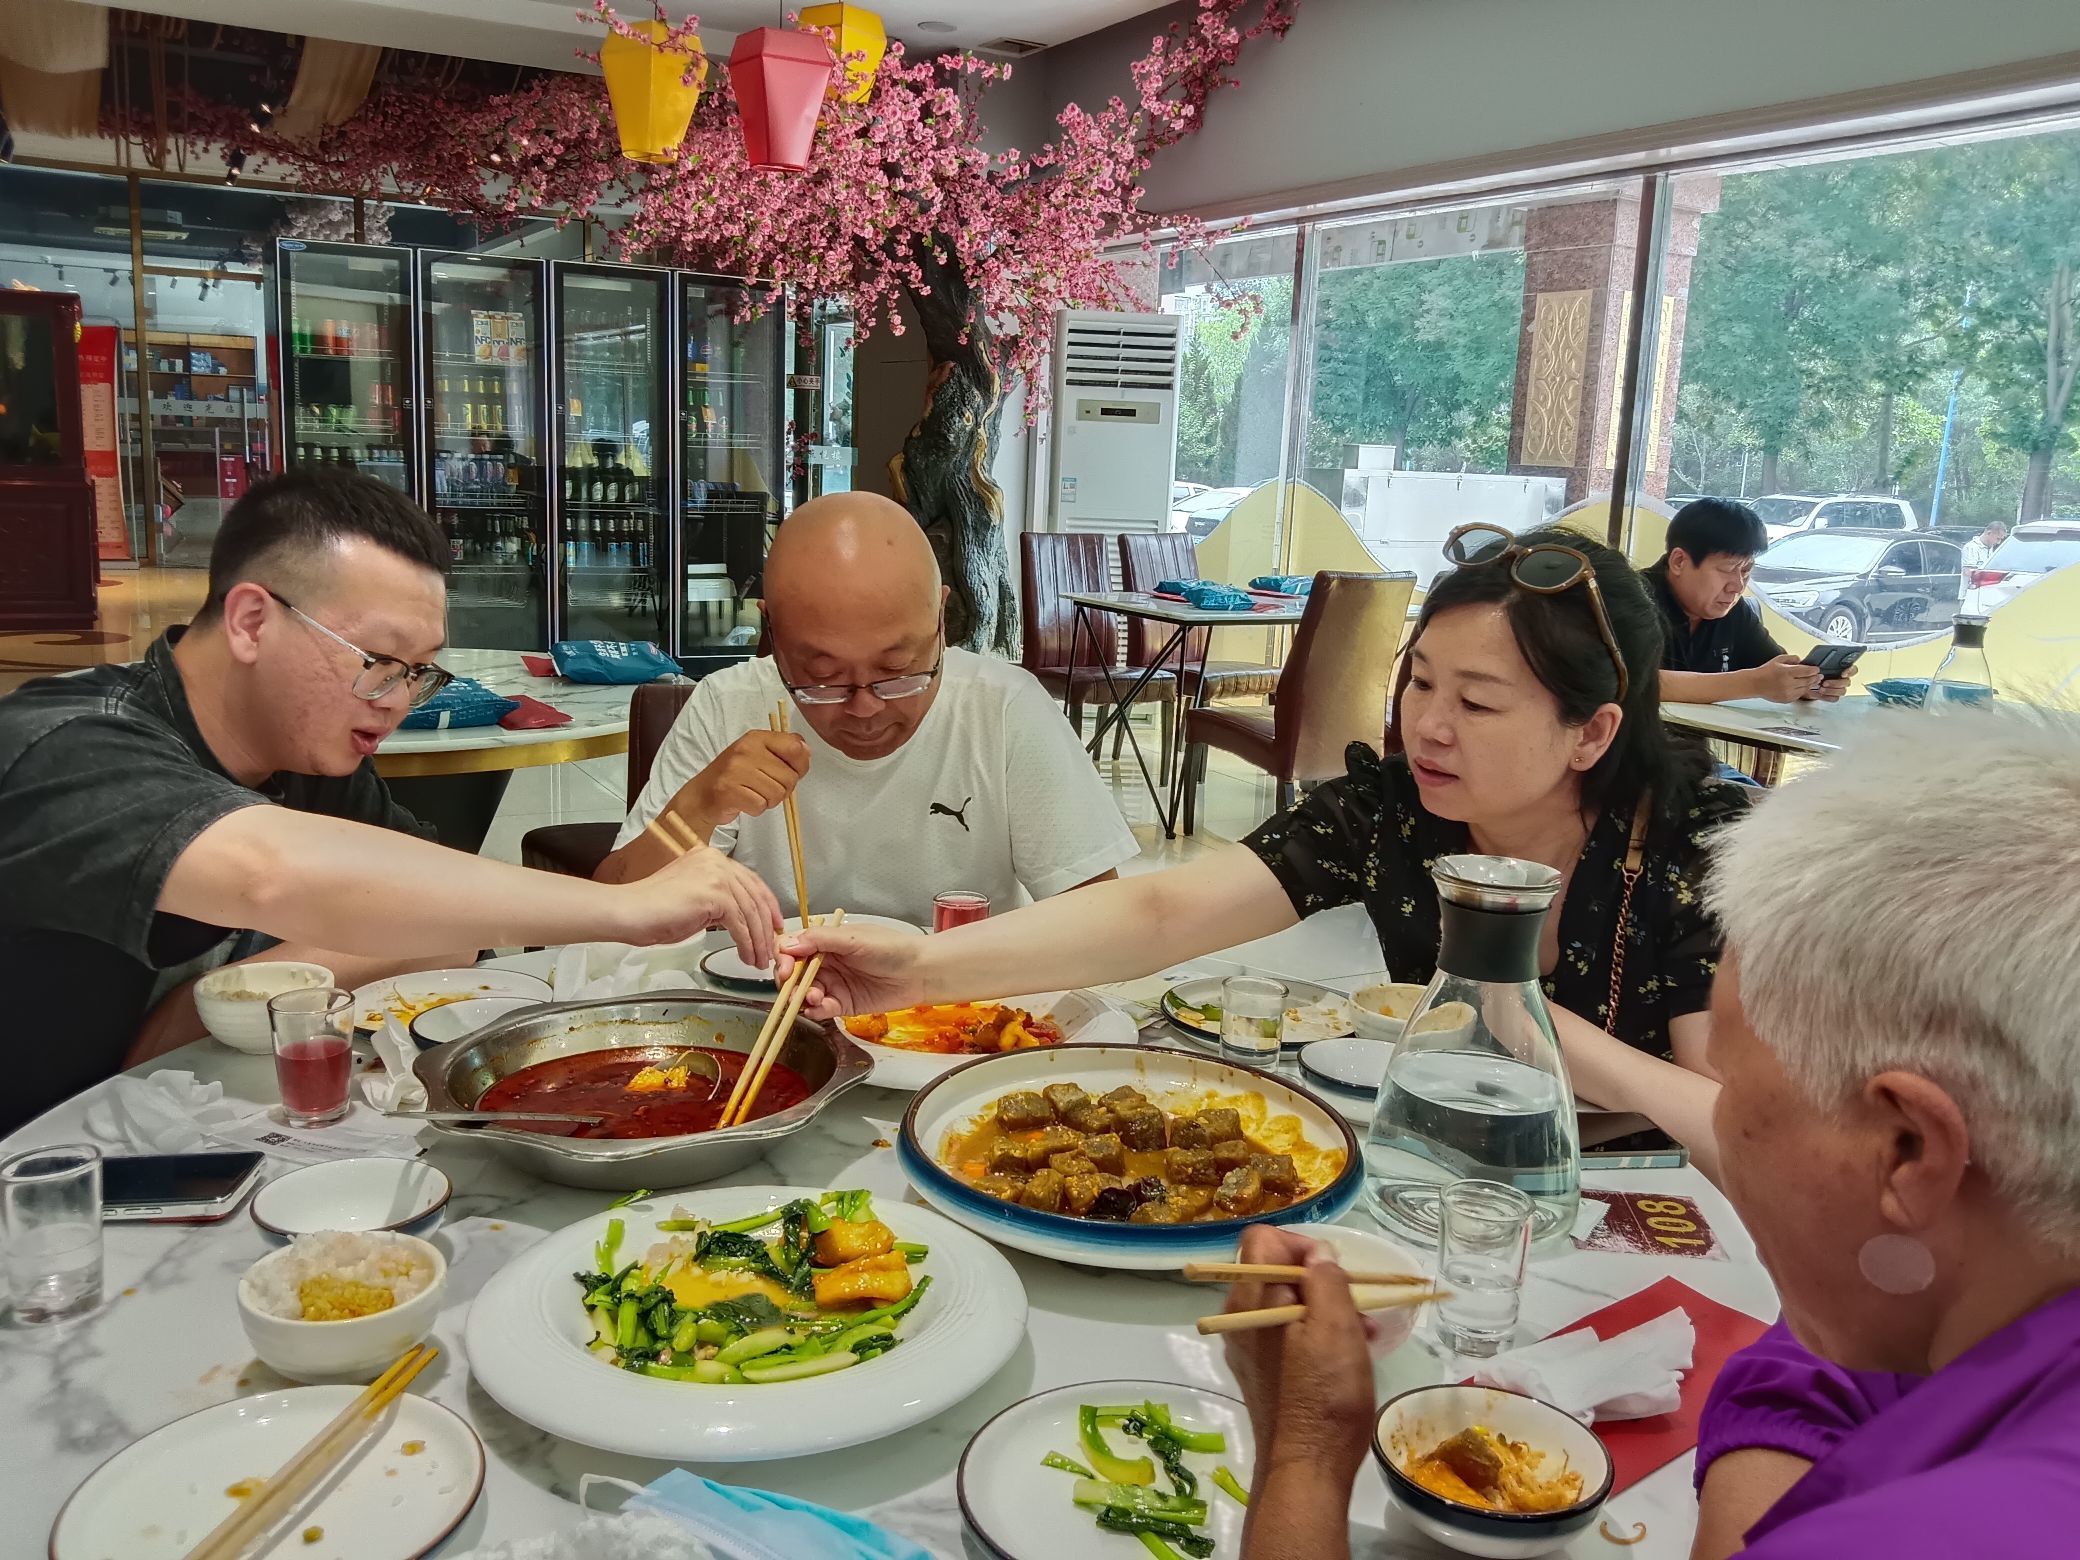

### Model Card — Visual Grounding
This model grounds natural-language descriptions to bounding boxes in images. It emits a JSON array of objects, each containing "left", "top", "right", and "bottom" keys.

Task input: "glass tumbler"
[
  {"left": 932, "top": 890, "right": 991, "bottom": 932},
  {"left": 2, "top": 1144, "right": 104, "bottom": 1324},
  {"left": 269, "top": 986, "right": 356, "bottom": 1127},
  {"left": 1219, "top": 976, "right": 1287, "bottom": 1066},
  {"left": 1431, "top": 1177, "right": 1535, "bottom": 1357}
]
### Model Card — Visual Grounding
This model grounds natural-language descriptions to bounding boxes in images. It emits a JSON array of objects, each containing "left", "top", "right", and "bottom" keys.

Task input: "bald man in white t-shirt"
[{"left": 597, "top": 493, "right": 1136, "bottom": 923}]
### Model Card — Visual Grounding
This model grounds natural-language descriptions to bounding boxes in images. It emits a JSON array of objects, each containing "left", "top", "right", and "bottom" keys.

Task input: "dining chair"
[
  {"left": 520, "top": 680, "right": 697, "bottom": 877},
  {"left": 1177, "top": 570, "right": 1416, "bottom": 836},
  {"left": 1018, "top": 530, "right": 1177, "bottom": 782},
  {"left": 1116, "top": 531, "right": 1282, "bottom": 704}
]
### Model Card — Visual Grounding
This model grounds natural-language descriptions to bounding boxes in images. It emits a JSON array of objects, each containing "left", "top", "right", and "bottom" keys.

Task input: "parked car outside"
[
  {"left": 1748, "top": 492, "right": 1921, "bottom": 544},
  {"left": 1962, "top": 520, "right": 2080, "bottom": 616},
  {"left": 1172, "top": 480, "right": 1210, "bottom": 507},
  {"left": 1750, "top": 529, "right": 1964, "bottom": 642},
  {"left": 1170, "top": 485, "right": 1248, "bottom": 539}
]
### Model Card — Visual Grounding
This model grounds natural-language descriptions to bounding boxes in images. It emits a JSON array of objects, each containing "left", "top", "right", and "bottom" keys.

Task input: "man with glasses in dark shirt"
[{"left": 0, "top": 470, "right": 780, "bottom": 1132}]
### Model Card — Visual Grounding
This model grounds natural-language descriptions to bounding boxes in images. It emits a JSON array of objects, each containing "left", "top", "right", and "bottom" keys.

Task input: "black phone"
[
  {"left": 1801, "top": 642, "right": 1866, "bottom": 677},
  {"left": 1579, "top": 1113, "right": 1689, "bottom": 1170},
  {"left": 102, "top": 1151, "right": 266, "bottom": 1223}
]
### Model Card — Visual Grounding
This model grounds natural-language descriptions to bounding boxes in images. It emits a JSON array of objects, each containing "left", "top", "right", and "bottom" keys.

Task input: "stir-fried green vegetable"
[
  {"left": 1045, "top": 1400, "right": 1240, "bottom": 1557},
  {"left": 571, "top": 1189, "right": 925, "bottom": 1386}
]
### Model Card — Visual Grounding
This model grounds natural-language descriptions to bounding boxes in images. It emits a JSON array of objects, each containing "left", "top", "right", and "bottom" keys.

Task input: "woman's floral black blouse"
[{"left": 1244, "top": 744, "right": 1751, "bottom": 1059}]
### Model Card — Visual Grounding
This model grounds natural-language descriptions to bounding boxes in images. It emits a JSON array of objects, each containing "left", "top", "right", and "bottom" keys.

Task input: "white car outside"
[
  {"left": 1748, "top": 492, "right": 1920, "bottom": 544},
  {"left": 1962, "top": 521, "right": 2080, "bottom": 616}
]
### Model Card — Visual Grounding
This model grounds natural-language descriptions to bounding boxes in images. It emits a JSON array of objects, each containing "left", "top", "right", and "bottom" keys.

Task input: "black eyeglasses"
[
  {"left": 267, "top": 590, "right": 455, "bottom": 709},
  {"left": 778, "top": 624, "right": 945, "bottom": 706},
  {"left": 1441, "top": 524, "right": 1630, "bottom": 703}
]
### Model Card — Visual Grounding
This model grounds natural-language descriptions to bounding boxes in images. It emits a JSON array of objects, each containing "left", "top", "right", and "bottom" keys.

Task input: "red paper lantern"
[{"left": 727, "top": 27, "right": 836, "bottom": 172}]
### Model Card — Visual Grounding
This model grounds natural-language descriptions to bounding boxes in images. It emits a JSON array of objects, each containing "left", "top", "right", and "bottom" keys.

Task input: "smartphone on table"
[
  {"left": 1801, "top": 642, "right": 1866, "bottom": 679},
  {"left": 101, "top": 1151, "right": 267, "bottom": 1223}
]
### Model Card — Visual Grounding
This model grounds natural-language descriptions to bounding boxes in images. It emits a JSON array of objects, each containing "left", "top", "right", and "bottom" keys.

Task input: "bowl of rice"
[
  {"left": 196, "top": 961, "right": 336, "bottom": 1053},
  {"left": 238, "top": 1229, "right": 446, "bottom": 1380}
]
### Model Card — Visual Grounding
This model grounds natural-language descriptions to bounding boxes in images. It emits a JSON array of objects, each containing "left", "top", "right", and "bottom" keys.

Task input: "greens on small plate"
[{"left": 1161, "top": 977, "right": 1353, "bottom": 1048}]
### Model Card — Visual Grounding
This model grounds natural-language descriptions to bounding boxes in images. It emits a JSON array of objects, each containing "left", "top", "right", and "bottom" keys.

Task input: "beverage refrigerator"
[
  {"left": 419, "top": 251, "right": 549, "bottom": 649},
  {"left": 275, "top": 240, "right": 417, "bottom": 498}
]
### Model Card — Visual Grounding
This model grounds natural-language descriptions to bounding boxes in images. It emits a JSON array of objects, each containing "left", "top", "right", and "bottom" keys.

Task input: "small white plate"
[
  {"left": 476, "top": 948, "right": 559, "bottom": 984},
  {"left": 1161, "top": 975, "right": 1350, "bottom": 1048},
  {"left": 960, "top": 1379, "right": 1254, "bottom": 1560},
  {"left": 351, "top": 968, "right": 552, "bottom": 1031},
  {"left": 700, "top": 914, "right": 925, "bottom": 987},
  {"left": 250, "top": 1158, "right": 452, "bottom": 1244},
  {"left": 48, "top": 1388, "right": 484, "bottom": 1560},
  {"left": 838, "top": 990, "right": 1136, "bottom": 1092},
  {"left": 1299, "top": 1037, "right": 1393, "bottom": 1096},
  {"left": 408, "top": 995, "right": 539, "bottom": 1049}
]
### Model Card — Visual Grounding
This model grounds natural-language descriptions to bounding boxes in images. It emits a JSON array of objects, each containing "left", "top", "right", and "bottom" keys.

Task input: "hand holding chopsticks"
[
  {"left": 1188, "top": 1260, "right": 1450, "bottom": 1335},
  {"left": 182, "top": 1345, "right": 438, "bottom": 1560}
]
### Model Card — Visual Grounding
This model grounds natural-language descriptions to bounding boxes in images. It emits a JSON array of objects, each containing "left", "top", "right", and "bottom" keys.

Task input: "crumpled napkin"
[
  {"left": 1470, "top": 1307, "right": 1695, "bottom": 1424},
  {"left": 83, "top": 1069, "right": 247, "bottom": 1153},
  {"left": 359, "top": 1015, "right": 429, "bottom": 1113},
  {"left": 554, "top": 938, "right": 708, "bottom": 1001},
  {"left": 456, "top": 1473, "right": 929, "bottom": 1560}
]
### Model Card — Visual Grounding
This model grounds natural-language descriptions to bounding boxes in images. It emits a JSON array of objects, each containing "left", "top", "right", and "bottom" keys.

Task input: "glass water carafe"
[
  {"left": 1364, "top": 855, "right": 1580, "bottom": 1250},
  {"left": 1927, "top": 613, "right": 1995, "bottom": 709}
]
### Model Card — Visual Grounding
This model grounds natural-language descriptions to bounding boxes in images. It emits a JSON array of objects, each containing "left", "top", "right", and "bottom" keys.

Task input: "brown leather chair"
[
  {"left": 520, "top": 680, "right": 698, "bottom": 877},
  {"left": 1177, "top": 570, "right": 1416, "bottom": 835},
  {"left": 1018, "top": 531, "right": 1176, "bottom": 780},
  {"left": 1117, "top": 531, "right": 1282, "bottom": 703}
]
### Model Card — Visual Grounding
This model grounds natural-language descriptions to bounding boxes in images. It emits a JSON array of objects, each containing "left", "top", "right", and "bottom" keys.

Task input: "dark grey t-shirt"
[{"left": 0, "top": 631, "right": 428, "bottom": 1133}]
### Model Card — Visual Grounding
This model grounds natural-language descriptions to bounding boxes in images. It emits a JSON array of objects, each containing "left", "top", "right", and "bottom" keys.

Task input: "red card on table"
[
  {"left": 1552, "top": 1277, "right": 1771, "bottom": 1495},
  {"left": 521, "top": 653, "right": 557, "bottom": 677},
  {"left": 500, "top": 694, "right": 571, "bottom": 730}
]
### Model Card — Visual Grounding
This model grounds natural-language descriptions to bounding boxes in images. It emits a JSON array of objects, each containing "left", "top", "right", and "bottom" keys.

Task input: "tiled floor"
[{"left": 0, "top": 567, "right": 209, "bottom": 694}]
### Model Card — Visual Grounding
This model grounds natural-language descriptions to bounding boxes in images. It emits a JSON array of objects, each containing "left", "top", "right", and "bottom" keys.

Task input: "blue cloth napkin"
[
  {"left": 632, "top": 1470, "right": 933, "bottom": 1560},
  {"left": 551, "top": 639, "right": 681, "bottom": 684},
  {"left": 1249, "top": 573, "right": 1314, "bottom": 596},
  {"left": 396, "top": 677, "right": 519, "bottom": 730}
]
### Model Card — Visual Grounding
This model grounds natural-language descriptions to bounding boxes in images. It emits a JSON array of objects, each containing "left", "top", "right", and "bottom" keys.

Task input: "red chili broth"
[{"left": 476, "top": 1045, "right": 811, "bottom": 1138}]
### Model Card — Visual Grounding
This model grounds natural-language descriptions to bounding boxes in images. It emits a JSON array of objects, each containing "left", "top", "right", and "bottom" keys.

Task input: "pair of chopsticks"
[
  {"left": 717, "top": 699, "right": 830, "bottom": 1130},
  {"left": 645, "top": 700, "right": 810, "bottom": 918},
  {"left": 643, "top": 806, "right": 702, "bottom": 861},
  {"left": 182, "top": 1345, "right": 438, "bottom": 1560},
  {"left": 1183, "top": 1261, "right": 1450, "bottom": 1336}
]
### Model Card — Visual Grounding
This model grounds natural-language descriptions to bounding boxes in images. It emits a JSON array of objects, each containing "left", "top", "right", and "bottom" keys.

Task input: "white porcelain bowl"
[
  {"left": 193, "top": 961, "right": 336, "bottom": 1054},
  {"left": 250, "top": 1158, "right": 452, "bottom": 1245},
  {"left": 1308, "top": 1223, "right": 1427, "bottom": 1357},
  {"left": 237, "top": 1231, "right": 447, "bottom": 1382},
  {"left": 408, "top": 995, "right": 540, "bottom": 1049},
  {"left": 1351, "top": 982, "right": 1427, "bottom": 1042},
  {"left": 1372, "top": 1384, "right": 1613, "bottom": 1557}
]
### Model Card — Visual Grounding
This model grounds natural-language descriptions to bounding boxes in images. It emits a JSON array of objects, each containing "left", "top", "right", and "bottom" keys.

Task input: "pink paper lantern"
[{"left": 727, "top": 27, "right": 836, "bottom": 172}]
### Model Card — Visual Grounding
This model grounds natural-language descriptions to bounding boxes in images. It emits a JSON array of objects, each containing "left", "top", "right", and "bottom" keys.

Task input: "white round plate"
[
  {"left": 48, "top": 1388, "right": 483, "bottom": 1560},
  {"left": 1299, "top": 1037, "right": 1392, "bottom": 1095},
  {"left": 700, "top": 914, "right": 924, "bottom": 987},
  {"left": 1161, "top": 975, "right": 1352, "bottom": 1047},
  {"left": 838, "top": 990, "right": 1136, "bottom": 1092},
  {"left": 351, "top": 968, "right": 552, "bottom": 1032},
  {"left": 250, "top": 1158, "right": 452, "bottom": 1244},
  {"left": 960, "top": 1379, "right": 1254, "bottom": 1560},
  {"left": 476, "top": 948, "right": 559, "bottom": 984},
  {"left": 465, "top": 1184, "right": 1027, "bottom": 1462},
  {"left": 408, "top": 995, "right": 539, "bottom": 1049}
]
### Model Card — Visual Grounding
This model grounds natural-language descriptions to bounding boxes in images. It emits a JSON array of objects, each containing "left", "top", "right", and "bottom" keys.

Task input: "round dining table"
[{"left": 0, "top": 908, "right": 1777, "bottom": 1560}]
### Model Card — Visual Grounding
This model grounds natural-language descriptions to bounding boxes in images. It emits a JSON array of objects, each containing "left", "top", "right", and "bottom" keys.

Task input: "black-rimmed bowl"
[
  {"left": 896, "top": 1043, "right": 1363, "bottom": 1270},
  {"left": 1373, "top": 1384, "right": 1613, "bottom": 1556}
]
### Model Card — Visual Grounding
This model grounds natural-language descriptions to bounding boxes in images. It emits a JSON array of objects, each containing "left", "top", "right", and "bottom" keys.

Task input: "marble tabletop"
[
  {"left": 1064, "top": 590, "right": 1312, "bottom": 627},
  {"left": 0, "top": 909, "right": 1777, "bottom": 1560},
  {"left": 1660, "top": 693, "right": 1877, "bottom": 755},
  {"left": 374, "top": 648, "right": 647, "bottom": 763}
]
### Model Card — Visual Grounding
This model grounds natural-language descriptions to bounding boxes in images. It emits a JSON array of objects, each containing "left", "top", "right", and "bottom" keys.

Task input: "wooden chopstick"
[
  {"left": 644, "top": 807, "right": 701, "bottom": 861},
  {"left": 183, "top": 1345, "right": 439, "bottom": 1560},
  {"left": 722, "top": 907, "right": 844, "bottom": 1128},
  {"left": 1196, "top": 1288, "right": 1450, "bottom": 1336},
  {"left": 1183, "top": 1261, "right": 1431, "bottom": 1287},
  {"left": 770, "top": 702, "right": 812, "bottom": 923}
]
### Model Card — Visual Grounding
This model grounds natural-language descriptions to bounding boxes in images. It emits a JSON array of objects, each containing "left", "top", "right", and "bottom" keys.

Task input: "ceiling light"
[
  {"left": 915, "top": 19, "right": 956, "bottom": 32},
  {"left": 225, "top": 149, "right": 248, "bottom": 184},
  {"left": 248, "top": 105, "right": 274, "bottom": 134}
]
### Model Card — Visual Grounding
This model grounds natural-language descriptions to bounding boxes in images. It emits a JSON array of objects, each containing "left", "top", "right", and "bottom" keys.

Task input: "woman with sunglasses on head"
[{"left": 784, "top": 525, "right": 1747, "bottom": 1171}]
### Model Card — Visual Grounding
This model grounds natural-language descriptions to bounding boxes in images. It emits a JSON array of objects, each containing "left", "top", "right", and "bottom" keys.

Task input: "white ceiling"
[{"left": 106, "top": 0, "right": 1174, "bottom": 73}]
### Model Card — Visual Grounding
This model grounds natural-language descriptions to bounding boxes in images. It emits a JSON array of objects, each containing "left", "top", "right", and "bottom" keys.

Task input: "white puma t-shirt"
[{"left": 614, "top": 650, "right": 1139, "bottom": 924}]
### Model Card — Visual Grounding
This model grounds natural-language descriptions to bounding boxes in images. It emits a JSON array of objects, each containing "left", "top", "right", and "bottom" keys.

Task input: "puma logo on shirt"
[{"left": 929, "top": 796, "right": 974, "bottom": 832}]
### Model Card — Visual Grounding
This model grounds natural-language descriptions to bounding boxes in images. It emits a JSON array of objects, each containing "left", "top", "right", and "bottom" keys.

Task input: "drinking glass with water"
[
  {"left": 2, "top": 1143, "right": 103, "bottom": 1325},
  {"left": 1219, "top": 976, "right": 1287, "bottom": 1066},
  {"left": 1432, "top": 1177, "right": 1534, "bottom": 1357}
]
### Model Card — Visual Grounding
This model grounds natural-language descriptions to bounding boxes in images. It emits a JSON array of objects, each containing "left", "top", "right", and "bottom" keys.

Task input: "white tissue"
[
  {"left": 553, "top": 938, "right": 708, "bottom": 1002},
  {"left": 456, "top": 1511, "right": 716, "bottom": 1560},
  {"left": 360, "top": 1015, "right": 430, "bottom": 1113},
  {"left": 83, "top": 1069, "right": 247, "bottom": 1153},
  {"left": 1470, "top": 1307, "right": 1695, "bottom": 1424}
]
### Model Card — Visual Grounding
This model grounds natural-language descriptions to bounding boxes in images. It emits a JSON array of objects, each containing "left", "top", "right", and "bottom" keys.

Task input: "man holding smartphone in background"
[{"left": 1647, "top": 498, "right": 1857, "bottom": 705}]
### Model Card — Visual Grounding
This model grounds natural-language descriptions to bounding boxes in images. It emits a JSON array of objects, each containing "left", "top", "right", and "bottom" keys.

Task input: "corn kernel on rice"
[{"left": 244, "top": 1231, "right": 434, "bottom": 1322}]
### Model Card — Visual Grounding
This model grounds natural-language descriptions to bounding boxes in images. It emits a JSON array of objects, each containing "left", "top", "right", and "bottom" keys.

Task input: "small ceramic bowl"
[
  {"left": 1306, "top": 1223, "right": 1427, "bottom": 1357},
  {"left": 194, "top": 961, "right": 336, "bottom": 1054},
  {"left": 408, "top": 995, "right": 540, "bottom": 1050},
  {"left": 1351, "top": 982, "right": 1427, "bottom": 1042},
  {"left": 1373, "top": 1384, "right": 1613, "bottom": 1557},
  {"left": 1299, "top": 1037, "right": 1393, "bottom": 1097},
  {"left": 238, "top": 1231, "right": 447, "bottom": 1382},
  {"left": 250, "top": 1158, "right": 452, "bottom": 1245}
]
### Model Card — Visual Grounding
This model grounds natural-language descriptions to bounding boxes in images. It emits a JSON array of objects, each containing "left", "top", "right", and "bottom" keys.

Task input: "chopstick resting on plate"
[
  {"left": 1197, "top": 1286, "right": 1450, "bottom": 1336},
  {"left": 181, "top": 1345, "right": 439, "bottom": 1560},
  {"left": 721, "top": 906, "right": 845, "bottom": 1129}
]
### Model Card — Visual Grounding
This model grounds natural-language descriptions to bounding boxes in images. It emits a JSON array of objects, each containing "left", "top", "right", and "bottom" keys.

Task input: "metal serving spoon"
[{"left": 384, "top": 1108, "right": 611, "bottom": 1126}]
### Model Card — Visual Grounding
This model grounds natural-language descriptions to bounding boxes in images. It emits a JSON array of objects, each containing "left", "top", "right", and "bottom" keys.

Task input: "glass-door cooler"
[
  {"left": 680, "top": 276, "right": 785, "bottom": 666},
  {"left": 420, "top": 252, "right": 548, "bottom": 649},
  {"left": 551, "top": 264, "right": 670, "bottom": 645},
  {"left": 275, "top": 240, "right": 416, "bottom": 497}
]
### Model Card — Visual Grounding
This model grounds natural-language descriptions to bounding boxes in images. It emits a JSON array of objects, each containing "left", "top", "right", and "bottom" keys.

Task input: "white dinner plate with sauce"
[
  {"left": 837, "top": 989, "right": 1136, "bottom": 1092},
  {"left": 350, "top": 968, "right": 552, "bottom": 1032},
  {"left": 465, "top": 1184, "right": 1027, "bottom": 1462},
  {"left": 48, "top": 1388, "right": 483, "bottom": 1560}
]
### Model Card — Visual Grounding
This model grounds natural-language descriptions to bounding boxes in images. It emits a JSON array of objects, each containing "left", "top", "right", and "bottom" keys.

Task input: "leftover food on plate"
[
  {"left": 941, "top": 1082, "right": 1345, "bottom": 1223},
  {"left": 243, "top": 1231, "right": 438, "bottom": 1322},
  {"left": 847, "top": 1002, "right": 1064, "bottom": 1055},
  {"left": 1278, "top": 995, "right": 1355, "bottom": 1043},
  {"left": 477, "top": 1045, "right": 810, "bottom": 1138},
  {"left": 1043, "top": 1398, "right": 1249, "bottom": 1557},
  {"left": 1395, "top": 1424, "right": 1585, "bottom": 1514},
  {"left": 574, "top": 1190, "right": 929, "bottom": 1384}
]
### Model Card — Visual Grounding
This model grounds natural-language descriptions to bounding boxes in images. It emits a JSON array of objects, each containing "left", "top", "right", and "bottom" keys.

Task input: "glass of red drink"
[
  {"left": 932, "top": 890, "right": 991, "bottom": 933},
  {"left": 268, "top": 987, "right": 356, "bottom": 1127}
]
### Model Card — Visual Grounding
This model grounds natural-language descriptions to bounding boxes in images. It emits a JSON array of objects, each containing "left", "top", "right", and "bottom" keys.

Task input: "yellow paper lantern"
[
  {"left": 800, "top": 3, "right": 885, "bottom": 103},
  {"left": 600, "top": 19, "right": 708, "bottom": 164}
]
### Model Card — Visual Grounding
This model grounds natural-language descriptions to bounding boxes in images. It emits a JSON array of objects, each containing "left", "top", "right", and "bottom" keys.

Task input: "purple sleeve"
[{"left": 1694, "top": 1322, "right": 1917, "bottom": 1490}]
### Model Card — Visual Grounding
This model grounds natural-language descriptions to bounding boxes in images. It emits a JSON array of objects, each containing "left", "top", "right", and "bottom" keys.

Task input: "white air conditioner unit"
[{"left": 1048, "top": 309, "right": 1181, "bottom": 536}]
